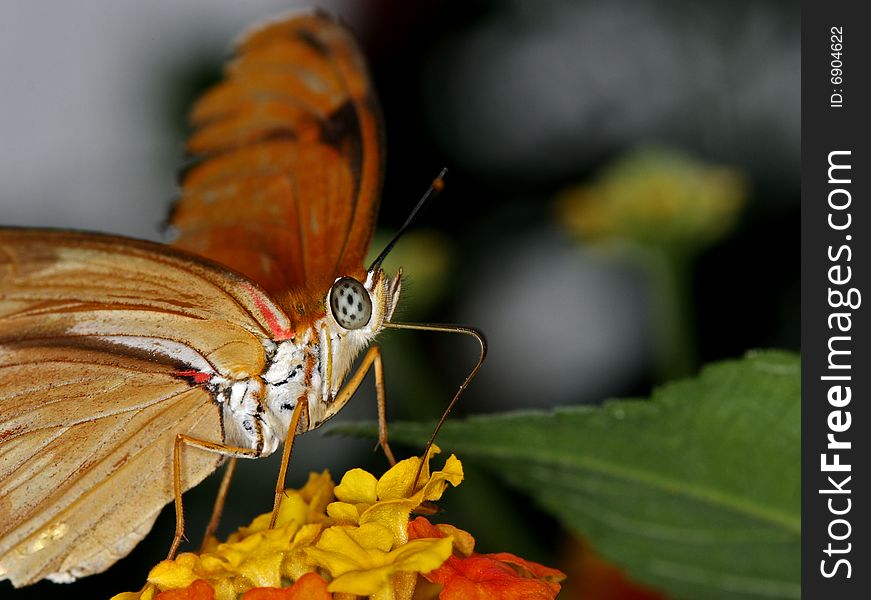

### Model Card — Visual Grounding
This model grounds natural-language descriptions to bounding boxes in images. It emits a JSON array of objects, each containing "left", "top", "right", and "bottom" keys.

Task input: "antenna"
[{"left": 368, "top": 168, "right": 448, "bottom": 272}]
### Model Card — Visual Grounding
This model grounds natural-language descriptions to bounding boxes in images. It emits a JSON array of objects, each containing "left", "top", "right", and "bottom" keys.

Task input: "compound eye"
[{"left": 329, "top": 277, "right": 372, "bottom": 330}]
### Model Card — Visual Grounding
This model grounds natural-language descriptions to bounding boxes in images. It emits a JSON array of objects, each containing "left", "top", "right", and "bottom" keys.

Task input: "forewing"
[
  {"left": 0, "top": 228, "right": 295, "bottom": 346},
  {"left": 0, "top": 228, "right": 292, "bottom": 585},
  {"left": 170, "top": 12, "right": 384, "bottom": 298}
]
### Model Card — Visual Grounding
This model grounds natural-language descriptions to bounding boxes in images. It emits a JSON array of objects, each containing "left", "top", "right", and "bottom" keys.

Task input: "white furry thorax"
[{"left": 213, "top": 268, "right": 401, "bottom": 457}]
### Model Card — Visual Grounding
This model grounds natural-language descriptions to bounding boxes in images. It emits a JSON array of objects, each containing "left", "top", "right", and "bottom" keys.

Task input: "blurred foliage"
[
  {"left": 555, "top": 147, "right": 749, "bottom": 379},
  {"left": 555, "top": 147, "right": 746, "bottom": 253},
  {"left": 335, "top": 351, "right": 800, "bottom": 600},
  {"left": 367, "top": 229, "right": 454, "bottom": 320}
]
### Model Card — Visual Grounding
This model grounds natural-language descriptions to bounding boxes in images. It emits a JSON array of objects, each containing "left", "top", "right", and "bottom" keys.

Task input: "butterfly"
[{"left": 0, "top": 12, "right": 484, "bottom": 587}]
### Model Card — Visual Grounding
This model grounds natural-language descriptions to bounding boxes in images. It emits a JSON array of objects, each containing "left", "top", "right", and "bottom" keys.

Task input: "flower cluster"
[
  {"left": 111, "top": 448, "right": 564, "bottom": 600},
  {"left": 555, "top": 146, "right": 746, "bottom": 251}
]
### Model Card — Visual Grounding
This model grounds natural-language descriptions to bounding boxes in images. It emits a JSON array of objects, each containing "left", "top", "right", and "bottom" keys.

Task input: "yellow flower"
[
  {"left": 305, "top": 522, "right": 452, "bottom": 598},
  {"left": 112, "top": 447, "right": 564, "bottom": 600},
  {"left": 327, "top": 445, "right": 463, "bottom": 546},
  {"left": 111, "top": 472, "right": 334, "bottom": 600},
  {"left": 221, "top": 470, "right": 334, "bottom": 545},
  {"left": 111, "top": 449, "right": 561, "bottom": 600}
]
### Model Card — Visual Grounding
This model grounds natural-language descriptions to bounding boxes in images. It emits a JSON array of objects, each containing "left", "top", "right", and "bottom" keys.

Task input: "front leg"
[
  {"left": 324, "top": 344, "right": 395, "bottom": 466},
  {"left": 267, "top": 346, "right": 394, "bottom": 529},
  {"left": 269, "top": 399, "right": 308, "bottom": 528}
]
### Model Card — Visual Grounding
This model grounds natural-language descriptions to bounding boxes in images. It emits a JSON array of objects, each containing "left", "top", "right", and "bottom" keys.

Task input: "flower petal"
[
  {"left": 148, "top": 554, "right": 201, "bottom": 590},
  {"left": 334, "top": 468, "right": 378, "bottom": 504},
  {"left": 153, "top": 579, "right": 215, "bottom": 600},
  {"left": 436, "top": 524, "right": 475, "bottom": 557},
  {"left": 110, "top": 584, "right": 158, "bottom": 600},
  {"left": 407, "top": 516, "right": 440, "bottom": 540},
  {"left": 485, "top": 552, "right": 567, "bottom": 581},
  {"left": 411, "top": 517, "right": 565, "bottom": 600},
  {"left": 358, "top": 454, "right": 465, "bottom": 547},
  {"left": 348, "top": 522, "right": 395, "bottom": 553},
  {"left": 325, "top": 501, "right": 361, "bottom": 524},
  {"left": 305, "top": 527, "right": 380, "bottom": 576},
  {"left": 240, "top": 573, "right": 332, "bottom": 600},
  {"left": 298, "top": 471, "right": 335, "bottom": 520},
  {"left": 408, "top": 517, "right": 475, "bottom": 557},
  {"left": 419, "top": 454, "right": 463, "bottom": 503},
  {"left": 282, "top": 523, "right": 323, "bottom": 582},
  {"left": 433, "top": 555, "right": 562, "bottom": 600},
  {"left": 376, "top": 456, "right": 424, "bottom": 500},
  {"left": 326, "top": 537, "right": 454, "bottom": 596}
]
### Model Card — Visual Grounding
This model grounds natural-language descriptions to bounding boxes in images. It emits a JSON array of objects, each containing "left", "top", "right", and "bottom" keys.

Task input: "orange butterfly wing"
[
  {"left": 0, "top": 228, "right": 293, "bottom": 585},
  {"left": 170, "top": 12, "right": 384, "bottom": 306}
]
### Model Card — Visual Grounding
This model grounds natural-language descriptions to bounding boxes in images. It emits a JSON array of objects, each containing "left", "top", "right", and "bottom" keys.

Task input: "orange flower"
[
  {"left": 240, "top": 573, "right": 332, "bottom": 600},
  {"left": 408, "top": 517, "right": 565, "bottom": 600}
]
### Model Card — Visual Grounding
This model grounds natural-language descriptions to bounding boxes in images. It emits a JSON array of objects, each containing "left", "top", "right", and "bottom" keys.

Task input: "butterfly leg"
[
  {"left": 169, "top": 435, "right": 261, "bottom": 560},
  {"left": 329, "top": 344, "right": 396, "bottom": 466},
  {"left": 269, "top": 399, "right": 309, "bottom": 528},
  {"left": 199, "top": 457, "right": 238, "bottom": 551}
]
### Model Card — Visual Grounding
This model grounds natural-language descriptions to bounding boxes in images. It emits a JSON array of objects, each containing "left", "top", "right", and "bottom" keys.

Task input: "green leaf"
[{"left": 332, "top": 351, "right": 800, "bottom": 600}]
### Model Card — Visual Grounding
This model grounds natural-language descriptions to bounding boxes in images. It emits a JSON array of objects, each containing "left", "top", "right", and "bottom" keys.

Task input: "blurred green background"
[{"left": 0, "top": 1, "right": 798, "bottom": 598}]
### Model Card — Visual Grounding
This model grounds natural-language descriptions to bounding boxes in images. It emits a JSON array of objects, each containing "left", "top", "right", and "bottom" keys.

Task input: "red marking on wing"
[
  {"left": 246, "top": 284, "right": 295, "bottom": 341},
  {"left": 0, "top": 425, "right": 25, "bottom": 443},
  {"left": 175, "top": 370, "right": 211, "bottom": 385}
]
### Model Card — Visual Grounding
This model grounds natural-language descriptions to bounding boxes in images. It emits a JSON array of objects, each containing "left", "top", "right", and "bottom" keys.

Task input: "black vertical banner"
[{"left": 802, "top": 2, "right": 871, "bottom": 598}]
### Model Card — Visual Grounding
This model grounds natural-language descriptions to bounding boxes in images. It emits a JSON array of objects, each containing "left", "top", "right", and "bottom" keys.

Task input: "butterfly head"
[{"left": 326, "top": 268, "right": 402, "bottom": 338}]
